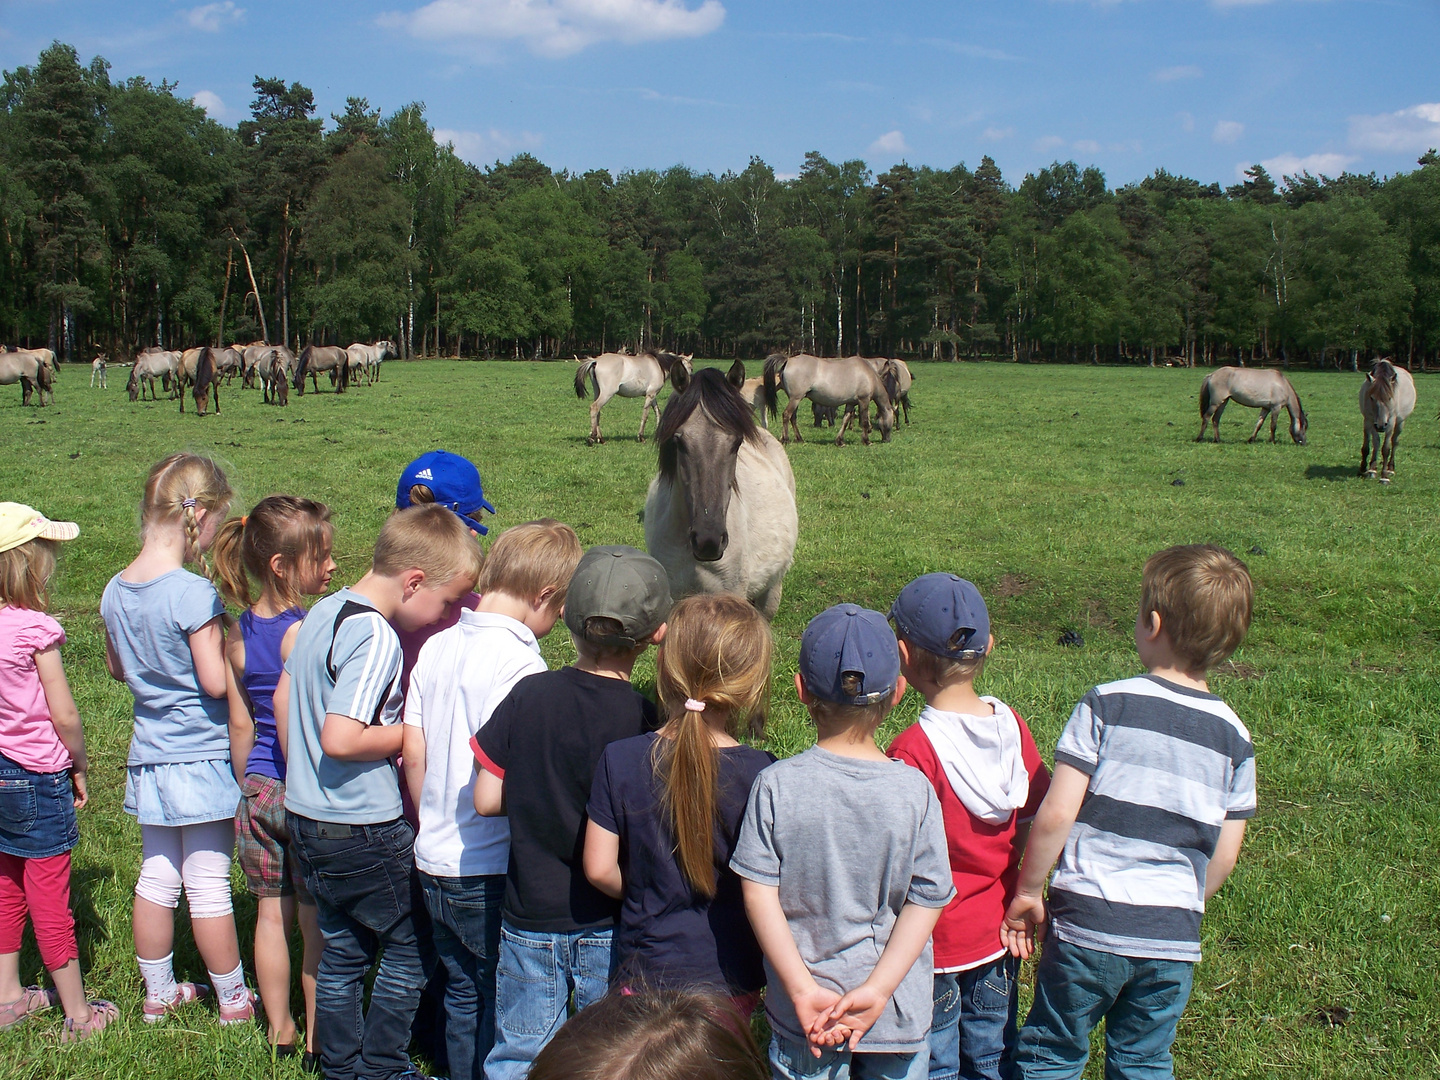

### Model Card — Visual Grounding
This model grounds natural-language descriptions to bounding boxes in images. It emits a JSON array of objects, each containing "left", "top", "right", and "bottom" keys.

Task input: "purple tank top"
[{"left": 240, "top": 607, "right": 305, "bottom": 781}]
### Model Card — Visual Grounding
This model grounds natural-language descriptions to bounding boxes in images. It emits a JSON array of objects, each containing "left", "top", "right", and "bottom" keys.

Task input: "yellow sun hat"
[{"left": 0, "top": 503, "right": 80, "bottom": 554}]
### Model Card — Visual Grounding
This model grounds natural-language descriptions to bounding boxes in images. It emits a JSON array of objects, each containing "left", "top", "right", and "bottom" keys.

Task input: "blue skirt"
[
  {"left": 0, "top": 750, "right": 79, "bottom": 859},
  {"left": 125, "top": 760, "right": 241, "bottom": 827}
]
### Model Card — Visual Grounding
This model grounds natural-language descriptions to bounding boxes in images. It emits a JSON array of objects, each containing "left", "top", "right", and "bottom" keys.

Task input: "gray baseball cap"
[{"left": 564, "top": 545, "right": 672, "bottom": 648}]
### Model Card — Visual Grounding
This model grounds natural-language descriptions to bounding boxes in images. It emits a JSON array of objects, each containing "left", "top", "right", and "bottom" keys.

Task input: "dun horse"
[
  {"left": 644, "top": 361, "right": 798, "bottom": 620},
  {"left": 762, "top": 353, "right": 897, "bottom": 446},
  {"left": 294, "top": 345, "right": 350, "bottom": 394},
  {"left": 574, "top": 351, "right": 692, "bottom": 444},
  {"left": 346, "top": 341, "right": 396, "bottom": 385},
  {"left": 0, "top": 350, "right": 53, "bottom": 406},
  {"left": 90, "top": 355, "right": 107, "bottom": 388},
  {"left": 1358, "top": 359, "right": 1416, "bottom": 482},
  {"left": 128, "top": 349, "right": 179, "bottom": 401},
  {"left": 1197, "top": 367, "right": 1307, "bottom": 444},
  {"left": 180, "top": 347, "right": 220, "bottom": 415}
]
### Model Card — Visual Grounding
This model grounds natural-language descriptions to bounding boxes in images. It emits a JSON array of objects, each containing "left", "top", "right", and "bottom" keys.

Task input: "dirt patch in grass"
[
  {"left": 1218, "top": 660, "right": 1264, "bottom": 680},
  {"left": 994, "top": 573, "right": 1033, "bottom": 598},
  {"left": 1083, "top": 598, "right": 1116, "bottom": 629}
]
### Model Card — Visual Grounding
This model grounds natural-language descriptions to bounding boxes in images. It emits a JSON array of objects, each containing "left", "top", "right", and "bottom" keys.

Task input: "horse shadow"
[{"left": 1305, "top": 464, "right": 1355, "bottom": 482}]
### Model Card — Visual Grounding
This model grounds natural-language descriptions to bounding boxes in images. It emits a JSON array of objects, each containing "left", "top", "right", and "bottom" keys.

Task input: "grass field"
[{"left": 1, "top": 358, "right": 1437, "bottom": 1079}]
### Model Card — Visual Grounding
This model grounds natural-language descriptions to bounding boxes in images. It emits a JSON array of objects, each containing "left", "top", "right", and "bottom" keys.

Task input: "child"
[
  {"left": 1002, "top": 544, "right": 1256, "bottom": 1080},
  {"left": 212, "top": 495, "right": 336, "bottom": 1059},
  {"left": 402, "top": 519, "right": 583, "bottom": 1080},
  {"left": 283, "top": 503, "right": 482, "bottom": 1080},
  {"left": 0, "top": 504, "right": 117, "bottom": 1041},
  {"left": 529, "top": 988, "right": 769, "bottom": 1080},
  {"left": 887, "top": 574, "right": 1051, "bottom": 1080},
  {"left": 100, "top": 453, "right": 253, "bottom": 1025},
  {"left": 472, "top": 545, "right": 671, "bottom": 1080},
  {"left": 583, "top": 593, "right": 775, "bottom": 1012},
  {"left": 731, "top": 603, "right": 954, "bottom": 1080}
]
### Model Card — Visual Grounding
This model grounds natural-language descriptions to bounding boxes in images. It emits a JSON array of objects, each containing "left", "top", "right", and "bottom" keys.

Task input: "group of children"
[{"left": 0, "top": 445, "right": 1258, "bottom": 1080}]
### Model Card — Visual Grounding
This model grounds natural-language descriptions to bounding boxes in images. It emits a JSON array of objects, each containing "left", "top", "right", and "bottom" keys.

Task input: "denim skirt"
[
  {"left": 125, "top": 759, "right": 241, "bottom": 827},
  {"left": 0, "top": 750, "right": 79, "bottom": 859}
]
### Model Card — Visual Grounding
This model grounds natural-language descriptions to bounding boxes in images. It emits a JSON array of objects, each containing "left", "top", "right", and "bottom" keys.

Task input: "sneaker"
[
  {"left": 143, "top": 982, "right": 208, "bottom": 1023},
  {"left": 218, "top": 989, "right": 257, "bottom": 1026},
  {"left": 301, "top": 1050, "right": 321, "bottom": 1075}
]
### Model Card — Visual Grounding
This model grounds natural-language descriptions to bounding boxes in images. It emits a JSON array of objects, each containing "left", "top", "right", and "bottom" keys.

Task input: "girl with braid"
[{"left": 100, "top": 453, "right": 254, "bottom": 1026}]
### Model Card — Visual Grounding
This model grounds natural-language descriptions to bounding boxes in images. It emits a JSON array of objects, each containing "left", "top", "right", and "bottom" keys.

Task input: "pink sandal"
[
  {"left": 142, "top": 982, "right": 208, "bottom": 1023},
  {"left": 0, "top": 986, "right": 57, "bottom": 1029},
  {"left": 61, "top": 1001, "right": 120, "bottom": 1043}
]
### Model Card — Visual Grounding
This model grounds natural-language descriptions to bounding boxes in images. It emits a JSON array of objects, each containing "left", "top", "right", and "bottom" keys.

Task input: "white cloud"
[
  {"left": 1238, "top": 152, "right": 1357, "bottom": 182},
  {"left": 1349, "top": 103, "right": 1440, "bottom": 153},
  {"left": 191, "top": 90, "right": 227, "bottom": 118},
  {"left": 1153, "top": 65, "right": 1202, "bottom": 83},
  {"left": 1213, "top": 120, "right": 1244, "bottom": 144},
  {"left": 1073, "top": 139, "right": 1101, "bottom": 155},
  {"left": 982, "top": 126, "right": 1014, "bottom": 141},
  {"left": 868, "top": 130, "right": 909, "bottom": 156},
  {"left": 185, "top": 2, "right": 245, "bottom": 32},
  {"left": 1034, "top": 135, "right": 1066, "bottom": 152},
  {"left": 391, "top": 0, "right": 725, "bottom": 59},
  {"left": 435, "top": 127, "right": 544, "bottom": 164},
  {"left": 1178, "top": 111, "right": 1195, "bottom": 133}
]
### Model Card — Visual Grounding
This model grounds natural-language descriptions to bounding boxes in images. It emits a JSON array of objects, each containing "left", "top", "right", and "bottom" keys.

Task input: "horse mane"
[
  {"left": 652, "top": 350, "right": 685, "bottom": 375},
  {"left": 1369, "top": 359, "right": 1397, "bottom": 404},
  {"left": 657, "top": 367, "right": 760, "bottom": 480}
]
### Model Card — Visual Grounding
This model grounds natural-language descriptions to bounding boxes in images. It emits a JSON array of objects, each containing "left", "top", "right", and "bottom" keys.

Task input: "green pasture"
[{"left": 0, "top": 359, "right": 1436, "bottom": 1079}]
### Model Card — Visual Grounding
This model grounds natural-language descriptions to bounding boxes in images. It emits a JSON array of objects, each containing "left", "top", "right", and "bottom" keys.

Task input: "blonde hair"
[
  {"left": 899, "top": 636, "right": 986, "bottom": 687},
  {"left": 0, "top": 538, "right": 58, "bottom": 611},
  {"left": 806, "top": 696, "right": 892, "bottom": 733},
  {"left": 1140, "top": 544, "right": 1253, "bottom": 671},
  {"left": 212, "top": 495, "right": 334, "bottom": 609},
  {"left": 374, "top": 504, "right": 483, "bottom": 588},
  {"left": 141, "top": 453, "right": 234, "bottom": 569},
  {"left": 477, "top": 519, "right": 582, "bottom": 610},
  {"left": 652, "top": 594, "right": 772, "bottom": 898}
]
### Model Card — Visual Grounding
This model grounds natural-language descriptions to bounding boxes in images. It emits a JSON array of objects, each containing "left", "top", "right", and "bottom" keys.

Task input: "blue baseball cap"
[
  {"left": 890, "top": 573, "right": 990, "bottom": 659},
  {"left": 396, "top": 450, "right": 496, "bottom": 535},
  {"left": 799, "top": 604, "right": 901, "bottom": 706}
]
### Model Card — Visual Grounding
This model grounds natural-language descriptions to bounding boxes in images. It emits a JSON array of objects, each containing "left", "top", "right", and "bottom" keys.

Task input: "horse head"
[
  {"left": 1365, "top": 360, "right": 1399, "bottom": 432},
  {"left": 657, "top": 364, "right": 759, "bottom": 563}
]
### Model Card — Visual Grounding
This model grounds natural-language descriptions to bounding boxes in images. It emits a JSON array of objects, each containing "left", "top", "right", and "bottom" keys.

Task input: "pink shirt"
[{"left": 0, "top": 606, "right": 71, "bottom": 773}]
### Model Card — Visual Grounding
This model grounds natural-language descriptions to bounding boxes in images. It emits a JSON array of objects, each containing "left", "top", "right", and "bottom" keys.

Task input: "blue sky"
[{"left": 2, "top": 0, "right": 1437, "bottom": 188}]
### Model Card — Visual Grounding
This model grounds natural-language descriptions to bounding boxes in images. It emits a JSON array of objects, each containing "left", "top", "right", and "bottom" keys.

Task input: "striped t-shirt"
[{"left": 1047, "top": 675, "right": 1256, "bottom": 963}]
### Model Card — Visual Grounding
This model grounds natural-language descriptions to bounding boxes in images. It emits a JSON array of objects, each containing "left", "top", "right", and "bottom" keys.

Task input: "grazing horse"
[
  {"left": 294, "top": 345, "right": 350, "bottom": 394},
  {"left": 1197, "top": 367, "right": 1308, "bottom": 445},
  {"left": 1358, "top": 359, "right": 1416, "bottom": 482},
  {"left": 128, "top": 349, "right": 179, "bottom": 401},
  {"left": 644, "top": 361, "right": 798, "bottom": 620},
  {"left": 573, "top": 350, "right": 692, "bottom": 444},
  {"left": 209, "top": 346, "right": 243, "bottom": 384},
  {"left": 863, "top": 357, "right": 913, "bottom": 423},
  {"left": 0, "top": 350, "right": 52, "bottom": 406},
  {"left": 346, "top": 341, "right": 396, "bottom": 385},
  {"left": 2, "top": 347, "right": 56, "bottom": 404},
  {"left": 90, "top": 355, "right": 107, "bottom": 388},
  {"left": 763, "top": 353, "right": 896, "bottom": 446},
  {"left": 180, "top": 347, "right": 220, "bottom": 415}
]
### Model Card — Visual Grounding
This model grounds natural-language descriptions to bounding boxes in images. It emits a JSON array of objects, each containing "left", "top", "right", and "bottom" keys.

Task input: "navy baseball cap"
[
  {"left": 799, "top": 604, "right": 901, "bottom": 706},
  {"left": 890, "top": 573, "right": 990, "bottom": 659},
  {"left": 396, "top": 450, "right": 496, "bottom": 535}
]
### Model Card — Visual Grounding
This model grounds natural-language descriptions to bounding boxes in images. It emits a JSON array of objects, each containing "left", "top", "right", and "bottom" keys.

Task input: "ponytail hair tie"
[
  {"left": 684, "top": 698, "right": 706, "bottom": 713},
  {"left": 182, "top": 498, "right": 197, "bottom": 509},
  {"left": 240, "top": 515, "right": 248, "bottom": 527}
]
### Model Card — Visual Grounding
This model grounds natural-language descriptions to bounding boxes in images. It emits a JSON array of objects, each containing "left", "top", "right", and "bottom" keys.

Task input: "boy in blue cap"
[{"left": 732, "top": 604, "right": 955, "bottom": 1080}]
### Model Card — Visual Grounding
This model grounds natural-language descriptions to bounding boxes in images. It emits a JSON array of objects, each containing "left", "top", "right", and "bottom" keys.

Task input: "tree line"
[{"left": 3, "top": 41, "right": 1438, "bottom": 368}]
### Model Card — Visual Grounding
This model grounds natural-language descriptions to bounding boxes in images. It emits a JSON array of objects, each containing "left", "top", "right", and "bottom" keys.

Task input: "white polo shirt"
[{"left": 404, "top": 609, "right": 548, "bottom": 877}]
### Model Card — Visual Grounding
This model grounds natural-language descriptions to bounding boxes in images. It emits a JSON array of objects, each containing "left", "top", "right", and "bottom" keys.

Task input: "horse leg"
[
  {"left": 834, "top": 406, "right": 853, "bottom": 447},
  {"left": 21, "top": 377, "right": 33, "bottom": 406},
  {"left": 590, "top": 388, "right": 612, "bottom": 445},
  {"left": 1246, "top": 409, "right": 1267, "bottom": 442},
  {"left": 637, "top": 394, "right": 653, "bottom": 443},
  {"left": 1383, "top": 422, "right": 1402, "bottom": 481},
  {"left": 1269, "top": 410, "right": 1279, "bottom": 442},
  {"left": 782, "top": 400, "right": 800, "bottom": 444},
  {"left": 859, "top": 398, "right": 874, "bottom": 446}
]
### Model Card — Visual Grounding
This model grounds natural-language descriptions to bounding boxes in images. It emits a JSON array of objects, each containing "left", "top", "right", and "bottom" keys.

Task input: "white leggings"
[{"left": 135, "top": 821, "right": 236, "bottom": 919}]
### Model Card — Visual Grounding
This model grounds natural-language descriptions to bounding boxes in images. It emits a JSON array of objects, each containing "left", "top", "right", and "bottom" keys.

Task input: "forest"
[{"left": 3, "top": 41, "right": 1438, "bottom": 368}]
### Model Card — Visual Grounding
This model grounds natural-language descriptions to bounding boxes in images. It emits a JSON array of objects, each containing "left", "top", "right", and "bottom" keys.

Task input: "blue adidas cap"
[
  {"left": 396, "top": 450, "right": 496, "bottom": 535},
  {"left": 799, "top": 604, "right": 901, "bottom": 706},
  {"left": 890, "top": 573, "right": 990, "bottom": 659}
]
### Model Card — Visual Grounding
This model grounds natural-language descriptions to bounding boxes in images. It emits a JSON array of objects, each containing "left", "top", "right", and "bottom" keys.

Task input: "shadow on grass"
[{"left": 1305, "top": 464, "right": 1356, "bottom": 481}]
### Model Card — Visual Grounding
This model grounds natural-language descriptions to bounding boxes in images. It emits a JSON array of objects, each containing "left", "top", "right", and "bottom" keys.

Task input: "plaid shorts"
[{"left": 235, "top": 774, "right": 312, "bottom": 902}]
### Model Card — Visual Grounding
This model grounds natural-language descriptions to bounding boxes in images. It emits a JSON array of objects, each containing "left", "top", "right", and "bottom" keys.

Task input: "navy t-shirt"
[{"left": 588, "top": 731, "right": 774, "bottom": 994}]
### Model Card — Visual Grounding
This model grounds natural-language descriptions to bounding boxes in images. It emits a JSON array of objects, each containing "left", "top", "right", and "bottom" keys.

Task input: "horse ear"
[
  {"left": 727, "top": 360, "right": 746, "bottom": 388},
  {"left": 671, "top": 362, "right": 690, "bottom": 393}
]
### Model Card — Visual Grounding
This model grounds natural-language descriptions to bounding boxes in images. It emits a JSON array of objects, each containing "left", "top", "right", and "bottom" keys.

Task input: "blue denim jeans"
[
  {"left": 419, "top": 872, "right": 505, "bottom": 1080},
  {"left": 0, "top": 750, "right": 77, "bottom": 859},
  {"left": 483, "top": 921, "right": 615, "bottom": 1080},
  {"left": 289, "top": 814, "right": 433, "bottom": 1080},
  {"left": 1015, "top": 937, "right": 1195, "bottom": 1080},
  {"left": 931, "top": 956, "right": 1020, "bottom": 1080},
  {"left": 769, "top": 1033, "right": 929, "bottom": 1080}
]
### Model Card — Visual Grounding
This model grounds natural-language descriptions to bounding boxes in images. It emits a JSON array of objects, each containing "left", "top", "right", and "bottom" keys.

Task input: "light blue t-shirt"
[
  {"left": 100, "top": 569, "right": 229, "bottom": 766},
  {"left": 283, "top": 588, "right": 405, "bottom": 825}
]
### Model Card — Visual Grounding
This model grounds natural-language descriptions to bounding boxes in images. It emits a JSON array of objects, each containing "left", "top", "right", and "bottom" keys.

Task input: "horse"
[
  {"left": 644, "top": 361, "right": 798, "bottom": 620},
  {"left": 346, "top": 341, "right": 396, "bottom": 385},
  {"left": 0, "top": 350, "right": 52, "bottom": 406},
  {"left": 127, "top": 349, "right": 179, "bottom": 401},
  {"left": 2, "top": 347, "right": 56, "bottom": 404},
  {"left": 265, "top": 357, "right": 290, "bottom": 407},
  {"left": 90, "top": 354, "right": 107, "bottom": 388},
  {"left": 737, "top": 376, "right": 770, "bottom": 425},
  {"left": 573, "top": 350, "right": 693, "bottom": 444},
  {"left": 1358, "top": 359, "right": 1416, "bottom": 482},
  {"left": 865, "top": 357, "right": 913, "bottom": 423},
  {"left": 1197, "top": 367, "right": 1307, "bottom": 445},
  {"left": 762, "top": 353, "right": 896, "bottom": 446},
  {"left": 294, "top": 344, "right": 350, "bottom": 394},
  {"left": 209, "top": 346, "right": 243, "bottom": 384},
  {"left": 182, "top": 347, "right": 221, "bottom": 416}
]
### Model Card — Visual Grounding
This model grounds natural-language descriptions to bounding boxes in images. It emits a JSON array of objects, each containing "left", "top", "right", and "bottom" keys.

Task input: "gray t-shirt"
[
  {"left": 730, "top": 746, "right": 955, "bottom": 1053},
  {"left": 283, "top": 589, "right": 405, "bottom": 824},
  {"left": 100, "top": 569, "right": 229, "bottom": 766}
]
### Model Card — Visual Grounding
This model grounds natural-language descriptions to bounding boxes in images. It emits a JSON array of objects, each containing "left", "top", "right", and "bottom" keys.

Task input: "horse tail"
[
  {"left": 763, "top": 353, "right": 786, "bottom": 412},
  {"left": 880, "top": 360, "right": 900, "bottom": 407},
  {"left": 1199, "top": 375, "right": 1212, "bottom": 418},
  {"left": 337, "top": 347, "right": 349, "bottom": 393},
  {"left": 294, "top": 346, "right": 311, "bottom": 393},
  {"left": 574, "top": 359, "right": 597, "bottom": 400}
]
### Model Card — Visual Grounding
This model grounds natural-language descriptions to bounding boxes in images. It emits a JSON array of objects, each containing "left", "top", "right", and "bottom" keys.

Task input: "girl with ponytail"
[
  {"left": 583, "top": 593, "right": 774, "bottom": 1016},
  {"left": 212, "top": 495, "right": 334, "bottom": 1060},
  {"left": 100, "top": 453, "right": 255, "bottom": 1027}
]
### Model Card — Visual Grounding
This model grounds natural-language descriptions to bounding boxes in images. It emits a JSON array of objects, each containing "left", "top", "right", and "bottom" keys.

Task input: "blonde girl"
[
  {"left": 582, "top": 594, "right": 774, "bottom": 1014},
  {"left": 0, "top": 504, "right": 117, "bottom": 1040},
  {"left": 100, "top": 453, "right": 252, "bottom": 1025},
  {"left": 212, "top": 496, "right": 335, "bottom": 1059}
]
